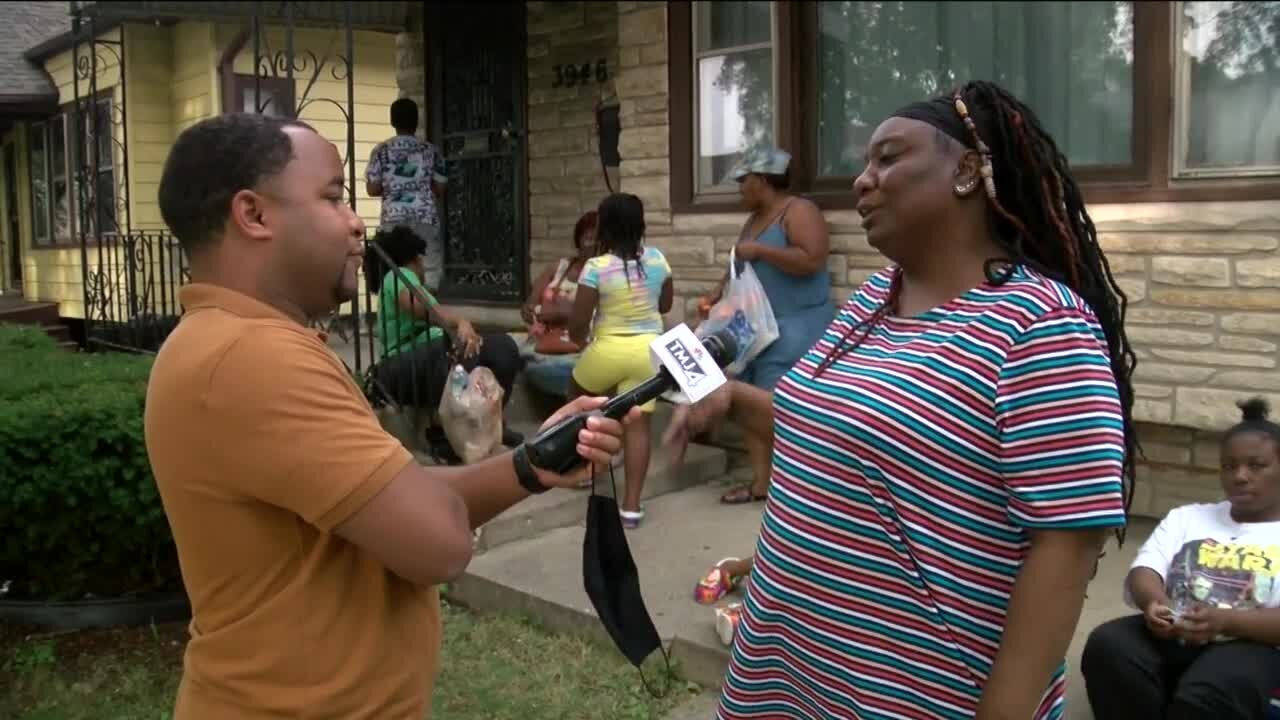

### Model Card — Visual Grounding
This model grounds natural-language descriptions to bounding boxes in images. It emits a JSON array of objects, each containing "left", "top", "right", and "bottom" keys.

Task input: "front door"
[
  {"left": 428, "top": 1, "right": 528, "bottom": 304},
  {"left": 4, "top": 145, "right": 21, "bottom": 294}
]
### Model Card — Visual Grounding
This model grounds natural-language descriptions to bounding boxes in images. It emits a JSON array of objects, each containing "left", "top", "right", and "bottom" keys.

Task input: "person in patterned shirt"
[
  {"left": 367, "top": 98, "right": 448, "bottom": 291},
  {"left": 666, "top": 80, "right": 1140, "bottom": 720}
]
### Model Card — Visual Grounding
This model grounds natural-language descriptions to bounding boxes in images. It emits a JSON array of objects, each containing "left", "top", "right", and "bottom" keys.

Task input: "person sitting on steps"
[
  {"left": 367, "top": 225, "right": 525, "bottom": 457},
  {"left": 1082, "top": 396, "right": 1280, "bottom": 720}
]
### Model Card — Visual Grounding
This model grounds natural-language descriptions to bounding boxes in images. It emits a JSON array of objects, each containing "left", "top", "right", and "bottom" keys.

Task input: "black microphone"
[{"left": 523, "top": 329, "right": 738, "bottom": 475}]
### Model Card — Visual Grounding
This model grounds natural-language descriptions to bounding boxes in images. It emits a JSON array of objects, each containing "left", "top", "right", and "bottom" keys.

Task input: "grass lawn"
[{"left": 1, "top": 602, "right": 700, "bottom": 720}]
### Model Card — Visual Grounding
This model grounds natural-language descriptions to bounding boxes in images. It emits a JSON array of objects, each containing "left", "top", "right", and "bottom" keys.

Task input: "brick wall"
[
  {"left": 527, "top": 1, "right": 620, "bottom": 267},
  {"left": 615, "top": 2, "right": 681, "bottom": 326}
]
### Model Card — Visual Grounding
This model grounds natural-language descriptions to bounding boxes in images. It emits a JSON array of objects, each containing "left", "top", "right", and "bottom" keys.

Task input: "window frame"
[
  {"left": 690, "top": 1, "right": 779, "bottom": 197},
  {"left": 1170, "top": 2, "right": 1280, "bottom": 181},
  {"left": 27, "top": 93, "right": 118, "bottom": 248},
  {"left": 28, "top": 120, "right": 51, "bottom": 247},
  {"left": 226, "top": 74, "right": 297, "bottom": 118},
  {"left": 668, "top": 0, "right": 1280, "bottom": 213}
]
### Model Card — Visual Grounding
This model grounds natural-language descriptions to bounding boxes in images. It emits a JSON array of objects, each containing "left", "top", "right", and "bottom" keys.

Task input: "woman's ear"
[{"left": 952, "top": 150, "right": 983, "bottom": 198}]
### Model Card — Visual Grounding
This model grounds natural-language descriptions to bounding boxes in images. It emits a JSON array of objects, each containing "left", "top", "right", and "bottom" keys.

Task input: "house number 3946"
[{"left": 552, "top": 59, "right": 608, "bottom": 88}]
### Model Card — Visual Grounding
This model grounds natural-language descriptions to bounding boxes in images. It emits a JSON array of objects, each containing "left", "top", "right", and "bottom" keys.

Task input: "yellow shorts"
[{"left": 572, "top": 333, "right": 660, "bottom": 413}]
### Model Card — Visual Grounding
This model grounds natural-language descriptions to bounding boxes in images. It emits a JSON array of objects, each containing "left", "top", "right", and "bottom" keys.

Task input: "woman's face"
[
  {"left": 576, "top": 226, "right": 597, "bottom": 259},
  {"left": 1221, "top": 431, "right": 1280, "bottom": 520},
  {"left": 738, "top": 174, "right": 764, "bottom": 209},
  {"left": 406, "top": 253, "right": 427, "bottom": 280},
  {"left": 852, "top": 117, "right": 975, "bottom": 262}
]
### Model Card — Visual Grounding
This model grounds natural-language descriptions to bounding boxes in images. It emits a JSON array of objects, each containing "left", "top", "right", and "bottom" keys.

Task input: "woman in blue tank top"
[{"left": 697, "top": 147, "right": 835, "bottom": 504}]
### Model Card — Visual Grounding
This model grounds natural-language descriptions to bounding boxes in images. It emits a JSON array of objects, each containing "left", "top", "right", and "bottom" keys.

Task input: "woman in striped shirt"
[{"left": 668, "top": 80, "right": 1139, "bottom": 719}]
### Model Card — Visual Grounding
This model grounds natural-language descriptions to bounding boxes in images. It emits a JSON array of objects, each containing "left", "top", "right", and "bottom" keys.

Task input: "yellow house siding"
[
  {"left": 13, "top": 21, "right": 401, "bottom": 320},
  {"left": 218, "top": 23, "right": 400, "bottom": 230},
  {"left": 125, "top": 23, "right": 175, "bottom": 232},
  {"left": 172, "top": 22, "right": 216, "bottom": 134}
]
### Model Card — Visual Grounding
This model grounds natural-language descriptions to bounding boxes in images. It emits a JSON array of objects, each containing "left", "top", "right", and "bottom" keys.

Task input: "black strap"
[{"left": 591, "top": 462, "right": 675, "bottom": 699}]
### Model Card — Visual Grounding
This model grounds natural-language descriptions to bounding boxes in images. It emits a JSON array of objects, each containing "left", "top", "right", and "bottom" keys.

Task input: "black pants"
[
  {"left": 1082, "top": 614, "right": 1280, "bottom": 719},
  {"left": 373, "top": 333, "right": 523, "bottom": 411}
]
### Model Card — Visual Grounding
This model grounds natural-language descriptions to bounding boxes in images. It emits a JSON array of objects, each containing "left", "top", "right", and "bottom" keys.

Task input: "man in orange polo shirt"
[{"left": 146, "top": 113, "right": 632, "bottom": 719}]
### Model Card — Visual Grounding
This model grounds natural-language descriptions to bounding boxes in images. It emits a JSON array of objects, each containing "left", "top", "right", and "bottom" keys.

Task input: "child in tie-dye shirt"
[{"left": 568, "top": 193, "right": 673, "bottom": 529}]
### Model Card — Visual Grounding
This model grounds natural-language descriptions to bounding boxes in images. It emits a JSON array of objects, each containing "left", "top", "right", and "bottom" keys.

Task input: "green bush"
[{"left": 0, "top": 326, "right": 179, "bottom": 601}]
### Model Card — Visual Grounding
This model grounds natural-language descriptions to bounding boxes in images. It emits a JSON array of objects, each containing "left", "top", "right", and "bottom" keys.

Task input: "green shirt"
[{"left": 377, "top": 268, "right": 444, "bottom": 359}]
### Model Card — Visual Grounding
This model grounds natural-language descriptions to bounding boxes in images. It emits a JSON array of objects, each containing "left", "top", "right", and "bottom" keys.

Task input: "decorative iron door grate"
[{"left": 430, "top": 1, "right": 528, "bottom": 304}]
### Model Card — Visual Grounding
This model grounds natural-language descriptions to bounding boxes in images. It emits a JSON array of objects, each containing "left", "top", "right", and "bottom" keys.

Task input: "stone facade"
[
  {"left": 527, "top": 1, "right": 620, "bottom": 267},
  {"left": 395, "top": 1, "right": 1280, "bottom": 518}
]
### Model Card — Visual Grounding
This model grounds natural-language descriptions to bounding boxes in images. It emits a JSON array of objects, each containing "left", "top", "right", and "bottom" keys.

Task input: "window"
[
  {"left": 28, "top": 97, "right": 116, "bottom": 246},
  {"left": 228, "top": 74, "right": 296, "bottom": 118},
  {"left": 694, "top": 1, "right": 775, "bottom": 192},
  {"left": 816, "top": 2, "right": 1134, "bottom": 178},
  {"left": 1175, "top": 1, "right": 1280, "bottom": 178},
  {"left": 29, "top": 121, "right": 49, "bottom": 245},
  {"left": 670, "top": 1, "right": 1280, "bottom": 211}
]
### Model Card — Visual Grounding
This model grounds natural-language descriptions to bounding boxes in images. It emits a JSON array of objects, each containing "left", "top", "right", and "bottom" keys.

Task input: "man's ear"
[{"left": 228, "top": 189, "right": 272, "bottom": 242}]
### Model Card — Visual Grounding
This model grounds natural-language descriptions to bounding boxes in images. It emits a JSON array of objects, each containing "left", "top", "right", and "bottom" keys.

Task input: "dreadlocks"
[
  {"left": 596, "top": 192, "right": 648, "bottom": 287},
  {"left": 819, "top": 79, "right": 1140, "bottom": 545}
]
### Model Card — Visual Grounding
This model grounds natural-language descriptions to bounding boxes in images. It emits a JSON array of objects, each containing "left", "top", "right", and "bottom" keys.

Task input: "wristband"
[{"left": 512, "top": 443, "right": 550, "bottom": 494}]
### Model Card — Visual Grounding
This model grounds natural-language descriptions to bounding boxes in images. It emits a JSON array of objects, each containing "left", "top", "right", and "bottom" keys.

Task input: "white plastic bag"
[
  {"left": 696, "top": 247, "right": 779, "bottom": 376},
  {"left": 438, "top": 364, "right": 505, "bottom": 464}
]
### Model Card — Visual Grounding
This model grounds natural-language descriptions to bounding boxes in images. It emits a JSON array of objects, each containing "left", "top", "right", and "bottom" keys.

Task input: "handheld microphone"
[{"left": 524, "top": 328, "right": 738, "bottom": 475}]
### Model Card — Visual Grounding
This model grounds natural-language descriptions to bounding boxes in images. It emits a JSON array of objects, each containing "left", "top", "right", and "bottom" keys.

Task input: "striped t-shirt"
[{"left": 719, "top": 265, "right": 1127, "bottom": 720}]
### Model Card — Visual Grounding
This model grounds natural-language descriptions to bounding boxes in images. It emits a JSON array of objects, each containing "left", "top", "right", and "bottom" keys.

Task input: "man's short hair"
[
  {"left": 157, "top": 113, "right": 313, "bottom": 256},
  {"left": 390, "top": 98, "right": 418, "bottom": 133}
]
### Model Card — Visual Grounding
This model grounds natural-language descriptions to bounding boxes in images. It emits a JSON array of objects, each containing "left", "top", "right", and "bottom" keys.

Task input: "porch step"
[
  {"left": 0, "top": 299, "right": 58, "bottom": 326},
  {"left": 0, "top": 299, "right": 77, "bottom": 351}
]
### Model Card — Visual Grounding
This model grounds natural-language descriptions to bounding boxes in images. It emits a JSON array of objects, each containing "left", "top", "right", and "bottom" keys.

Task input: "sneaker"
[
  {"left": 694, "top": 558, "right": 740, "bottom": 605},
  {"left": 715, "top": 602, "right": 742, "bottom": 646}
]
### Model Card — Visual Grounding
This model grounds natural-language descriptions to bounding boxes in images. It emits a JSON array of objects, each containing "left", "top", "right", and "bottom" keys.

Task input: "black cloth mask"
[{"left": 582, "top": 467, "right": 671, "bottom": 697}]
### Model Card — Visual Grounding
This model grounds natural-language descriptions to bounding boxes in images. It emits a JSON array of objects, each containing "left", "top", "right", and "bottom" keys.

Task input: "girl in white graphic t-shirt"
[{"left": 1082, "top": 397, "right": 1280, "bottom": 720}]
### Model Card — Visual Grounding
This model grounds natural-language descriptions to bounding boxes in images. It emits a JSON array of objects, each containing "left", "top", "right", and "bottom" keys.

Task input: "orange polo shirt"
[{"left": 144, "top": 284, "right": 440, "bottom": 719}]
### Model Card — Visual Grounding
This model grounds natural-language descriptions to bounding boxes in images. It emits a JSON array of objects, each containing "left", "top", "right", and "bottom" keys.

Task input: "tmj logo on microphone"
[{"left": 664, "top": 338, "right": 707, "bottom": 388}]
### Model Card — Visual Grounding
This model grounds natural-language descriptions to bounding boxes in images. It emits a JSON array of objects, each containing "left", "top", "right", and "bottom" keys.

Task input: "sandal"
[
  {"left": 720, "top": 485, "right": 767, "bottom": 505},
  {"left": 715, "top": 602, "right": 743, "bottom": 647},
  {"left": 619, "top": 508, "right": 645, "bottom": 529},
  {"left": 694, "top": 557, "right": 740, "bottom": 605}
]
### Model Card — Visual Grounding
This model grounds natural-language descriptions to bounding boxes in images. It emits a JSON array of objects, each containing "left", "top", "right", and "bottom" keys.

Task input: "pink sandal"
[{"left": 694, "top": 557, "right": 740, "bottom": 605}]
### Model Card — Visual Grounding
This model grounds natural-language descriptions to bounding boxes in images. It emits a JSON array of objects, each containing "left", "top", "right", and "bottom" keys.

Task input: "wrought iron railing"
[
  {"left": 82, "top": 230, "right": 189, "bottom": 354},
  {"left": 359, "top": 238, "right": 463, "bottom": 461}
]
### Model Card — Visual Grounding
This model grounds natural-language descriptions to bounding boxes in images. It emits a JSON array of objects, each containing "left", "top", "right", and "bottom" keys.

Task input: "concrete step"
[
  {"left": 473, "top": 440, "right": 729, "bottom": 552},
  {"left": 448, "top": 483, "right": 766, "bottom": 690}
]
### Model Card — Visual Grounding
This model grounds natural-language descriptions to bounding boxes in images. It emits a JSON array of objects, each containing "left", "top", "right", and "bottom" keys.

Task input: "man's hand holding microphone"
[{"left": 519, "top": 324, "right": 738, "bottom": 480}]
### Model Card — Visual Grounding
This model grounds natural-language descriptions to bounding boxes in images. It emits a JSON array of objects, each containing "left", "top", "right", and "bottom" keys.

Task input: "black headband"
[{"left": 891, "top": 95, "right": 971, "bottom": 148}]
